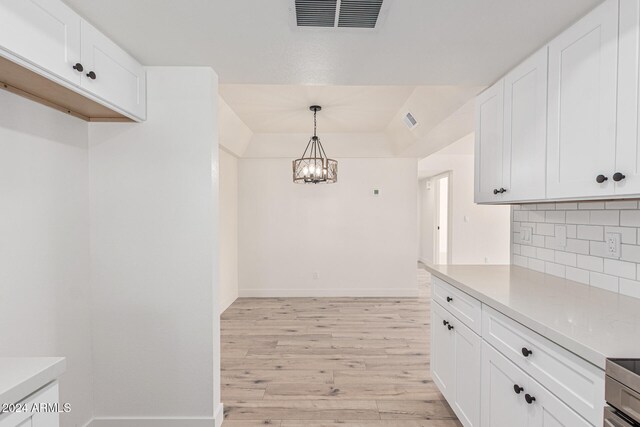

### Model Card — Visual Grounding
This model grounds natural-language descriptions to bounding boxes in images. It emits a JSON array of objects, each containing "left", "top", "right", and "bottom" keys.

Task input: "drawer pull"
[
  {"left": 446, "top": 296, "right": 453, "bottom": 302},
  {"left": 524, "top": 393, "right": 536, "bottom": 404},
  {"left": 513, "top": 384, "right": 524, "bottom": 394},
  {"left": 521, "top": 347, "right": 533, "bottom": 357},
  {"left": 447, "top": 324, "right": 454, "bottom": 330},
  {"left": 596, "top": 174, "right": 608, "bottom": 183},
  {"left": 86, "top": 71, "right": 97, "bottom": 80},
  {"left": 73, "top": 63, "right": 84, "bottom": 72},
  {"left": 613, "top": 172, "right": 626, "bottom": 182},
  {"left": 443, "top": 320, "right": 449, "bottom": 326}
]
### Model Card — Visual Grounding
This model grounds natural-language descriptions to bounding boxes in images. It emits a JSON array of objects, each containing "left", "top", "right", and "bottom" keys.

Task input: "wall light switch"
[
  {"left": 605, "top": 232, "right": 621, "bottom": 258},
  {"left": 521, "top": 226, "right": 533, "bottom": 244}
]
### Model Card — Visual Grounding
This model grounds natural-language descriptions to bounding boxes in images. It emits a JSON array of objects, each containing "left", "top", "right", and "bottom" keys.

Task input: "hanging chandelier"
[{"left": 292, "top": 105, "right": 338, "bottom": 184}]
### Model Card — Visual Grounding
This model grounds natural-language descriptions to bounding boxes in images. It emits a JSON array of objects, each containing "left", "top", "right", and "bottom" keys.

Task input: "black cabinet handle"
[
  {"left": 447, "top": 324, "right": 454, "bottom": 330},
  {"left": 86, "top": 71, "right": 97, "bottom": 80},
  {"left": 513, "top": 384, "right": 524, "bottom": 394},
  {"left": 73, "top": 63, "right": 84, "bottom": 72},
  {"left": 442, "top": 320, "right": 449, "bottom": 327},
  {"left": 525, "top": 394, "right": 536, "bottom": 404},
  {"left": 521, "top": 347, "right": 533, "bottom": 357},
  {"left": 446, "top": 296, "right": 453, "bottom": 302},
  {"left": 596, "top": 174, "right": 608, "bottom": 183},
  {"left": 613, "top": 172, "right": 626, "bottom": 182},
  {"left": 493, "top": 189, "right": 499, "bottom": 195},
  {"left": 499, "top": 188, "right": 507, "bottom": 193}
]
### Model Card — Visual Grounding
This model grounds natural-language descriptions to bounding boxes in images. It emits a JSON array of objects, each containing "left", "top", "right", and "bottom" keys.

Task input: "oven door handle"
[{"left": 604, "top": 406, "right": 635, "bottom": 427}]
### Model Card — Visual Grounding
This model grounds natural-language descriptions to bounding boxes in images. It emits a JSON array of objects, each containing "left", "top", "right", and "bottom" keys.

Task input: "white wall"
[
  {"left": 418, "top": 134, "right": 511, "bottom": 264},
  {"left": 0, "top": 90, "right": 94, "bottom": 427},
  {"left": 219, "top": 148, "right": 239, "bottom": 312},
  {"left": 88, "top": 67, "right": 221, "bottom": 426},
  {"left": 418, "top": 178, "right": 436, "bottom": 263},
  {"left": 238, "top": 157, "right": 418, "bottom": 297}
]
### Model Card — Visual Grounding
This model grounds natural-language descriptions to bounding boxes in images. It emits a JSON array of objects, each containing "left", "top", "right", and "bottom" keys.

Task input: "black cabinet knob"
[
  {"left": 446, "top": 296, "right": 453, "bottom": 302},
  {"left": 613, "top": 172, "right": 626, "bottom": 182},
  {"left": 86, "top": 71, "right": 97, "bottom": 80},
  {"left": 521, "top": 347, "right": 533, "bottom": 357},
  {"left": 442, "top": 320, "right": 449, "bottom": 326},
  {"left": 73, "top": 63, "right": 84, "bottom": 72},
  {"left": 499, "top": 188, "right": 507, "bottom": 193},
  {"left": 447, "top": 324, "right": 454, "bottom": 330},
  {"left": 513, "top": 384, "right": 524, "bottom": 394},
  {"left": 525, "top": 393, "right": 536, "bottom": 404},
  {"left": 596, "top": 174, "right": 608, "bottom": 183},
  {"left": 493, "top": 189, "right": 499, "bottom": 195}
]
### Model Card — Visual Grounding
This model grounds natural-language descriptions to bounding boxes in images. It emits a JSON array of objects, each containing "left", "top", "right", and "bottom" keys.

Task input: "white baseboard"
[
  {"left": 86, "top": 405, "right": 224, "bottom": 427},
  {"left": 239, "top": 288, "right": 418, "bottom": 298}
]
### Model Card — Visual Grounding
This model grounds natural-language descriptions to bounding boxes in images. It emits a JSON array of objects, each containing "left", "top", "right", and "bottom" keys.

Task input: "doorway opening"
[{"left": 434, "top": 172, "right": 452, "bottom": 265}]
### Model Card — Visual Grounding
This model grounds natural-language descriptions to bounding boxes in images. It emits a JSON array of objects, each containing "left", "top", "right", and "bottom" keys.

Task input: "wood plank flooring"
[{"left": 221, "top": 268, "right": 462, "bottom": 427}]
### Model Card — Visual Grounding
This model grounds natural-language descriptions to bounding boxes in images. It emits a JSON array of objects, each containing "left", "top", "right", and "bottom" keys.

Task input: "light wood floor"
[{"left": 221, "top": 268, "right": 462, "bottom": 427}]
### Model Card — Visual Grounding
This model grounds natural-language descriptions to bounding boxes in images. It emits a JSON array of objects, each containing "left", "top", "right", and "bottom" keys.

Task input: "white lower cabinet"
[
  {"left": 431, "top": 278, "right": 603, "bottom": 427},
  {"left": 0, "top": 381, "right": 59, "bottom": 427},
  {"left": 482, "top": 343, "right": 591, "bottom": 427},
  {"left": 431, "top": 301, "right": 481, "bottom": 427}
]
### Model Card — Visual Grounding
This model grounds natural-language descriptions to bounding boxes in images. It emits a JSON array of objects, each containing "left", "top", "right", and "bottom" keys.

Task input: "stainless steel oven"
[{"left": 605, "top": 359, "right": 640, "bottom": 426}]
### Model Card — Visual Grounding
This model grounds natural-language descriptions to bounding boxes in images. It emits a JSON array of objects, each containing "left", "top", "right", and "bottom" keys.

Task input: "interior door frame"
[{"left": 433, "top": 171, "right": 453, "bottom": 265}]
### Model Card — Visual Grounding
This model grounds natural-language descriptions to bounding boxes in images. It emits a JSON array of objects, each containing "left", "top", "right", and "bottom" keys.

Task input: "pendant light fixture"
[{"left": 292, "top": 105, "right": 338, "bottom": 184}]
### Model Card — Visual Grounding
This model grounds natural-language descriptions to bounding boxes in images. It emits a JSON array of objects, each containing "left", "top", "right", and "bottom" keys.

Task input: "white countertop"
[
  {"left": 424, "top": 264, "right": 640, "bottom": 370},
  {"left": 0, "top": 357, "right": 66, "bottom": 405}
]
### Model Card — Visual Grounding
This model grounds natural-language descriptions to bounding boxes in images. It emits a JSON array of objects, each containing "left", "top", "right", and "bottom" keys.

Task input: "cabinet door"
[
  {"left": 547, "top": 0, "right": 618, "bottom": 199},
  {"left": 81, "top": 21, "right": 146, "bottom": 120},
  {"left": 475, "top": 80, "right": 505, "bottom": 203},
  {"left": 616, "top": 0, "right": 640, "bottom": 195},
  {"left": 451, "top": 318, "right": 481, "bottom": 427},
  {"left": 527, "top": 378, "right": 592, "bottom": 427},
  {"left": 503, "top": 48, "right": 548, "bottom": 202},
  {"left": 431, "top": 301, "right": 455, "bottom": 400},
  {"left": 481, "top": 342, "right": 532, "bottom": 427},
  {"left": 0, "top": 0, "right": 81, "bottom": 85}
]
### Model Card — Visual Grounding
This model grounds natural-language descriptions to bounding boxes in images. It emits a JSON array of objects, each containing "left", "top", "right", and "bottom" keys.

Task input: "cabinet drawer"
[
  {"left": 482, "top": 306, "right": 604, "bottom": 426},
  {"left": 432, "top": 277, "right": 482, "bottom": 335}
]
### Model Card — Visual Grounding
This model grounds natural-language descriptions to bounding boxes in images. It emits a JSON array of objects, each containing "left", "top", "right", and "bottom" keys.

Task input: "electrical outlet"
[
  {"left": 605, "top": 232, "right": 621, "bottom": 258},
  {"left": 521, "top": 226, "right": 533, "bottom": 244}
]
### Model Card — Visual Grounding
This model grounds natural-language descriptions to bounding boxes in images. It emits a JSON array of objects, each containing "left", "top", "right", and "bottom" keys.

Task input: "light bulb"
[{"left": 303, "top": 166, "right": 309, "bottom": 176}]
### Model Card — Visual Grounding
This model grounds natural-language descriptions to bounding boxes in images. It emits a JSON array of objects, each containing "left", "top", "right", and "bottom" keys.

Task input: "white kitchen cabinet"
[
  {"left": 474, "top": 79, "right": 505, "bottom": 203},
  {"left": 0, "top": 0, "right": 82, "bottom": 85},
  {"left": 546, "top": 0, "right": 619, "bottom": 199},
  {"left": 503, "top": 48, "right": 548, "bottom": 202},
  {"left": 81, "top": 21, "right": 146, "bottom": 121},
  {"left": 482, "top": 343, "right": 591, "bottom": 427},
  {"left": 431, "top": 301, "right": 481, "bottom": 427},
  {"left": 616, "top": 0, "right": 640, "bottom": 195},
  {"left": 0, "top": 381, "right": 59, "bottom": 427}
]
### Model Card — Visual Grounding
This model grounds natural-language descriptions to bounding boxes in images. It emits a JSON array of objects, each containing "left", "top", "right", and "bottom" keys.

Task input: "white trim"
[
  {"left": 85, "top": 405, "right": 224, "bottom": 427},
  {"left": 239, "top": 288, "right": 418, "bottom": 298},
  {"left": 214, "top": 403, "right": 224, "bottom": 427}
]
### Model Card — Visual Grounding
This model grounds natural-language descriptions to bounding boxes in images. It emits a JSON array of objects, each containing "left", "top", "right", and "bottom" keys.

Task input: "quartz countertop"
[
  {"left": 424, "top": 264, "right": 640, "bottom": 370},
  {"left": 0, "top": 357, "right": 66, "bottom": 406}
]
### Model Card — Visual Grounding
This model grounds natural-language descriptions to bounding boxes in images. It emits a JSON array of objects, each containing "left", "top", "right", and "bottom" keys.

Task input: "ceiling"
[
  {"left": 219, "top": 85, "right": 415, "bottom": 133},
  {"left": 62, "top": 0, "right": 602, "bottom": 86}
]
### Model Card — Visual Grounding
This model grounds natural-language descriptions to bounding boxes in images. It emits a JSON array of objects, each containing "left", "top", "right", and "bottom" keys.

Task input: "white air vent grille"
[
  {"left": 338, "top": 0, "right": 383, "bottom": 28},
  {"left": 294, "top": 0, "right": 384, "bottom": 29},
  {"left": 295, "top": 0, "right": 337, "bottom": 27},
  {"left": 403, "top": 112, "right": 418, "bottom": 129}
]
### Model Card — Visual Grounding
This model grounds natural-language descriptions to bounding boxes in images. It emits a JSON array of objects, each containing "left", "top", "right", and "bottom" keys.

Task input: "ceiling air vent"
[
  {"left": 403, "top": 112, "right": 418, "bottom": 130},
  {"left": 294, "top": 0, "right": 384, "bottom": 29}
]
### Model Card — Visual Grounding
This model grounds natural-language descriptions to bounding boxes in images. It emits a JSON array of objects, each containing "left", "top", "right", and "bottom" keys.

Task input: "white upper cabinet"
[
  {"left": 546, "top": 0, "right": 618, "bottom": 199},
  {"left": 0, "top": 0, "right": 81, "bottom": 85},
  {"left": 475, "top": 80, "right": 505, "bottom": 203},
  {"left": 81, "top": 21, "right": 146, "bottom": 121},
  {"left": 503, "top": 48, "right": 548, "bottom": 202},
  {"left": 616, "top": 0, "right": 640, "bottom": 195}
]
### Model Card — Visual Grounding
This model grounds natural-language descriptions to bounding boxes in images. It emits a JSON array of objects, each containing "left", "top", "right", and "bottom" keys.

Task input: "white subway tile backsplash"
[
  {"left": 579, "top": 201, "right": 605, "bottom": 210},
  {"left": 555, "top": 251, "right": 577, "bottom": 267},
  {"left": 566, "top": 210, "right": 590, "bottom": 224},
  {"left": 620, "top": 210, "right": 640, "bottom": 227},
  {"left": 566, "top": 266, "right": 590, "bottom": 284},
  {"left": 577, "top": 254, "right": 604, "bottom": 272},
  {"left": 545, "top": 211, "right": 566, "bottom": 223},
  {"left": 589, "top": 210, "right": 619, "bottom": 226},
  {"left": 577, "top": 225, "right": 604, "bottom": 241},
  {"left": 589, "top": 272, "right": 619, "bottom": 292},
  {"left": 620, "top": 278, "right": 640, "bottom": 298},
  {"left": 513, "top": 202, "right": 640, "bottom": 300},
  {"left": 606, "top": 200, "right": 638, "bottom": 210},
  {"left": 604, "top": 259, "right": 636, "bottom": 280}
]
